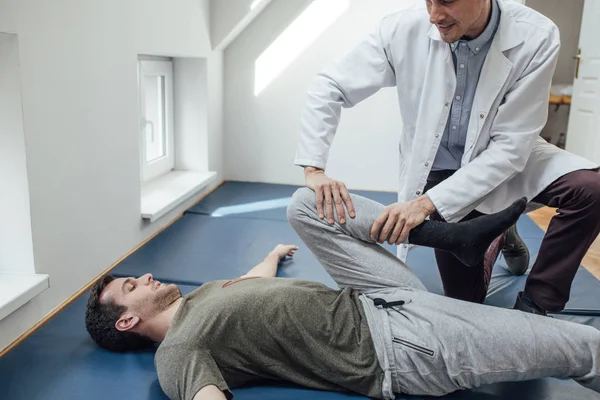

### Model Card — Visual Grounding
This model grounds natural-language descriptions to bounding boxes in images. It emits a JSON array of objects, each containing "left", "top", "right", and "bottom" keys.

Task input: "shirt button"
[
  {"left": 456, "top": 96, "right": 461, "bottom": 100},
  {"left": 445, "top": 102, "right": 449, "bottom": 107},
  {"left": 460, "top": 64, "right": 465, "bottom": 68},
  {"left": 416, "top": 190, "right": 421, "bottom": 195},
  {"left": 425, "top": 163, "right": 429, "bottom": 167},
  {"left": 452, "top": 125, "right": 457, "bottom": 130},
  {"left": 461, "top": 43, "right": 466, "bottom": 47},
  {"left": 475, "top": 47, "right": 480, "bottom": 51}
]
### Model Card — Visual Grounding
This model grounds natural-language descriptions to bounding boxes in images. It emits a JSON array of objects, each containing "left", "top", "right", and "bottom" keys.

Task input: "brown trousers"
[{"left": 424, "top": 169, "right": 600, "bottom": 312}]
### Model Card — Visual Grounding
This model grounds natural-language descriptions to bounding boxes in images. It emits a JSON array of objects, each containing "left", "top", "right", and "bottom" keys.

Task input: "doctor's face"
[{"left": 427, "top": 0, "right": 491, "bottom": 43}]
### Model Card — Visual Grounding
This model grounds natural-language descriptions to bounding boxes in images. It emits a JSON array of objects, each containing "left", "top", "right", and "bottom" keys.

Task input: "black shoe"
[
  {"left": 513, "top": 291, "right": 548, "bottom": 316},
  {"left": 501, "top": 224, "right": 529, "bottom": 276}
]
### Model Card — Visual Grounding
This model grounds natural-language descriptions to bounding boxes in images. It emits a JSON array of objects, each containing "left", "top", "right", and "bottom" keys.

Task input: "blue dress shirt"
[{"left": 432, "top": 0, "right": 501, "bottom": 171}]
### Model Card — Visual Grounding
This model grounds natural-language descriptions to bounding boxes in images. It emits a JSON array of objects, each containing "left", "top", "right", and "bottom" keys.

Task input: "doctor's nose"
[{"left": 428, "top": 3, "right": 447, "bottom": 25}]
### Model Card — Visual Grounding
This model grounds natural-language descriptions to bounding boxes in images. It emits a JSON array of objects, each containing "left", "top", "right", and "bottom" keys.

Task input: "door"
[{"left": 566, "top": 0, "right": 600, "bottom": 164}]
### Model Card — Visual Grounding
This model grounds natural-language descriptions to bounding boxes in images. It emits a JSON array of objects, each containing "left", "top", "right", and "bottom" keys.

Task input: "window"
[
  {"left": 137, "top": 56, "right": 217, "bottom": 222},
  {"left": 139, "top": 59, "right": 175, "bottom": 182}
]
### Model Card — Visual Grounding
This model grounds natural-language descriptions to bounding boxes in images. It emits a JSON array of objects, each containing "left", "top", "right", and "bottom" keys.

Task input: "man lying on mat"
[{"left": 85, "top": 188, "right": 600, "bottom": 400}]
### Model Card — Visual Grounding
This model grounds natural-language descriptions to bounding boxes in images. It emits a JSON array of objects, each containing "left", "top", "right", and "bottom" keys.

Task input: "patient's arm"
[
  {"left": 240, "top": 244, "right": 298, "bottom": 278},
  {"left": 193, "top": 385, "right": 227, "bottom": 400}
]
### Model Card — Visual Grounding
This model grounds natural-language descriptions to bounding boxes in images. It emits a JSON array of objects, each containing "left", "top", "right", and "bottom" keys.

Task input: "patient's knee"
[{"left": 287, "top": 188, "right": 315, "bottom": 223}]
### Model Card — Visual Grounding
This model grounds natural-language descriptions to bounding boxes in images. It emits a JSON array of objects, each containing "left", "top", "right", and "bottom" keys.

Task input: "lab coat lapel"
[
  {"left": 427, "top": 25, "right": 457, "bottom": 150},
  {"left": 466, "top": 44, "right": 512, "bottom": 151},
  {"left": 466, "top": 0, "right": 524, "bottom": 153}
]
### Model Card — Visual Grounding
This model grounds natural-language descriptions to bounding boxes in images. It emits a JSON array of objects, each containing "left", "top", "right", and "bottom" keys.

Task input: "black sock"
[{"left": 408, "top": 197, "right": 527, "bottom": 267}]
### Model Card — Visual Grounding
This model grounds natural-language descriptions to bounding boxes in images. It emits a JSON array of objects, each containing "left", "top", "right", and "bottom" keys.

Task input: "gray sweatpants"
[{"left": 287, "top": 188, "right": 600, "bottom": 399}]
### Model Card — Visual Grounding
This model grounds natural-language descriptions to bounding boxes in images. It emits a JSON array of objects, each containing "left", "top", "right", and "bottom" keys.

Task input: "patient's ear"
[{"left": 115, "top": 314, "right": 140, "bottom": 332}]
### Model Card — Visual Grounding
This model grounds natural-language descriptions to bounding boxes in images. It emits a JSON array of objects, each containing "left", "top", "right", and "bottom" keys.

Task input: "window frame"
[{"left": 139, "top": 59, "right": 175, "bottom": 182}]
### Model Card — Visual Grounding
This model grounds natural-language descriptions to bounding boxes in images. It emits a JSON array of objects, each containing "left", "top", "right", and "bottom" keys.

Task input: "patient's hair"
[{"left": 85, "top": 274, "right": 154, "bottom": 352}]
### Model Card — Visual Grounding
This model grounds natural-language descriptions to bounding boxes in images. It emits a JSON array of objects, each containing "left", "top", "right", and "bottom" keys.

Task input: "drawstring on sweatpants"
[
  {"left": 372, "top": 298, "right": 411, "bottom": 320},
  {"left": 373, "top": 298, "right": 405, "bottom": 308}
]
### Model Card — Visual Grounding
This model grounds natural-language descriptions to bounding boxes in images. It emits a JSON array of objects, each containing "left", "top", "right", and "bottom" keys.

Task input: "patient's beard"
[{"left": 143, "top": 284, "right": 182, "bottom": 317}]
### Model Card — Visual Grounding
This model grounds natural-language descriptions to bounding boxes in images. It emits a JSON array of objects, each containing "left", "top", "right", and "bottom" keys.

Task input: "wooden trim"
[{"left": 0, "top": 179, "right": 225, "bottom": 359}]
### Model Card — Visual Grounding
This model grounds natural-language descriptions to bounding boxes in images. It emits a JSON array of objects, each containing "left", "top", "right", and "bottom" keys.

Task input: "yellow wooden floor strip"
[{"left": 527, "top": 207, "right": 600, "bottom": 280}]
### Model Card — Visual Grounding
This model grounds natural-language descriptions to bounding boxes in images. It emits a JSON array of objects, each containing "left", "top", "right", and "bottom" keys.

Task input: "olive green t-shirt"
[{"left": 155, "top": 277, "right": 384, "bottom": 400}]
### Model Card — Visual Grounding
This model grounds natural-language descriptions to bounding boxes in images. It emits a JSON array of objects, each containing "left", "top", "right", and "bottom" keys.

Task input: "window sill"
[
  {"left": 141, "top": 170, "right": 217, "bottom": 223},
  {"left": 0, "top": 273, "right": 49, "bottom": 321}
]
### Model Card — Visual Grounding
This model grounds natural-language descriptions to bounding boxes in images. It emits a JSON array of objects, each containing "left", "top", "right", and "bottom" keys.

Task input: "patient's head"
[{"left": 85, "top": 273, "right": 181, "bottom": 352}]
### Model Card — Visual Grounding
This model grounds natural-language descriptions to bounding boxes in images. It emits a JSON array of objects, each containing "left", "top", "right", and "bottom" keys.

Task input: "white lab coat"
[{"left": 295, "top": 0, "right": 598, "bottom": 261}]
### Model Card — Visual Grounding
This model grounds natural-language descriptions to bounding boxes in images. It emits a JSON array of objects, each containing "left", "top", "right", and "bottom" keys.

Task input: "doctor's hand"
[
  {"left": 371, "top": 196, "right": 436, "bottom": 245},
  {"left": 304, "top": 167, "right": 355, "bottom": 224}
]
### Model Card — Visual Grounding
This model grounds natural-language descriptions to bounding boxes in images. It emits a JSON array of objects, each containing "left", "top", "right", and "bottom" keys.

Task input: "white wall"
[
  {"left": 207, "top": 52, "right": 225, "bottom": 174},
  {"left": 210, "top": 0, "right": 274, "bottom": 49},
  {"left": 0, "top": 0, "right": 224, "bottom": 352},
  {"left": 0, "top": 34, "right": 36, "bottom": 274},
  {"left": 223, "top": 0, "right": 410, "bottom": 191},
  {"left": 527, "top": 0, "right": 584, "bottom": 145},
  {"left": 175, "top": 58, "right": 210, "bottom": 172}
]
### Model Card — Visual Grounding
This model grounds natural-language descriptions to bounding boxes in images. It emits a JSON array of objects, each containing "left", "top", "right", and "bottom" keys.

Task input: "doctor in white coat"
[{"left": 295, "top": 0, "right": 600, "bottom": 316}]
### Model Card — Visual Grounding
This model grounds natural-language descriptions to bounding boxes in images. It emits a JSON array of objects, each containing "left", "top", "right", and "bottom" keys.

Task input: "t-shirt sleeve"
[{"left": 157, "top": 349, "right": 232, "bottom": 400}]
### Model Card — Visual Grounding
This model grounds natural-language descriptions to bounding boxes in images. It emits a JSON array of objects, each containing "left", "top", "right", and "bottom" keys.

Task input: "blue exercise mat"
[
  {"left": 1, "top": 181, "right": 600, "bottom": 400},
  {"left": 186, "top": 181, "right": 397, "bottom": 221}
]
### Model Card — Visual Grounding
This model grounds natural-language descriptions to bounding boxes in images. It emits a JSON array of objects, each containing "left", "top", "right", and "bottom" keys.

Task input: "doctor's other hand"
[
  {"left": 371, "top": 196, "right": 436, "bottom": 245},
  {"left": 304, "top": 167, "right": 355, "bottom": 224}
]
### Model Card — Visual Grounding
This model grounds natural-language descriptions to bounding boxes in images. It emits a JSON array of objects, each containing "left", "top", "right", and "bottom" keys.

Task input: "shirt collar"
[{"left": 450, "top": 0, "right": 500, "bottom": 54}]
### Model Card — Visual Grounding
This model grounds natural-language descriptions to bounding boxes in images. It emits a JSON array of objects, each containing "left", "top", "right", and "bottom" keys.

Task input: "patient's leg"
[
  {"left": 287, "top": 188, "right": 525, "bottom": 291},
  {"left": 408, "top": 197, "right": 527, "bottom": 267}
]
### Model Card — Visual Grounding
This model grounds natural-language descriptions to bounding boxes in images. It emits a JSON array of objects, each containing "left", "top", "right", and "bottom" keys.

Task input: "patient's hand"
[
  {"left": 271, "top": 244, "right": 299, "bottom": 260},
  {"left": 304, "top": 167, "right": 355, "bottom": 225}
]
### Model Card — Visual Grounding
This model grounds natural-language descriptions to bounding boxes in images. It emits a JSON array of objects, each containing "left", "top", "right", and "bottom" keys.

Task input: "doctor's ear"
[{"left": 115, "top": 314, "right": 141, "bottom": 332}]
